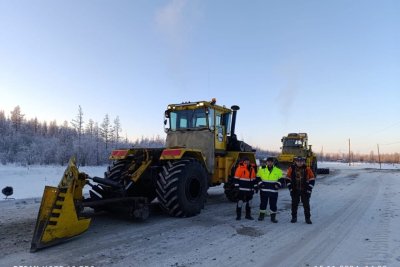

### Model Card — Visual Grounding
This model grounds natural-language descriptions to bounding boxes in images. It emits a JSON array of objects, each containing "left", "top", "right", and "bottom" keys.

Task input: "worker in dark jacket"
[
  {"left": 234, "top": 157, "right": 257, "bottom": 220},
  {"left": 256, "top": 157, "right": 283, "bottom": 223},
  {"left": 286, "top": 156, "right": 315, "bottom": 224}
]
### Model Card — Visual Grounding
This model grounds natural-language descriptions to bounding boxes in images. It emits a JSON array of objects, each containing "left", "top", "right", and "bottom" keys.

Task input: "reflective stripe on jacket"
[{"left": 256, "top": 166, "right": 283, "bottom": 192}]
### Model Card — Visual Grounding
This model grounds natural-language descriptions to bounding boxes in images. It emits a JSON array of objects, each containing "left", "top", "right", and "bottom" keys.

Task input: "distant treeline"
[
  {"left": 320, "top": 151, "right": 400, "bottom": 164},
  {"left": 0, "top": 106, "right": 398, "bottom": 166},
  {"left": 0, "top": 106, "right": 164, "bottom": 166},
  {"left": 256, "top": 150, "right": 400, "bottom": 164}
]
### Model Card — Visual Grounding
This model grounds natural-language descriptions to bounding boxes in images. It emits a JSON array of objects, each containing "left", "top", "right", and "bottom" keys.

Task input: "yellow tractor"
[
  {"left": 276, "top": 133, "right": 318, "bottom": 176},
  {"left": 31, "top": 99, "right": 256, "bottom": 251}
]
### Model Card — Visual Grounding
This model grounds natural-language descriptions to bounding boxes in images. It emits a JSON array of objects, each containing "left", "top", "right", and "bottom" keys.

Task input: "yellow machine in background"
[
  {"left": 276, "top": 133, "right": 318, "bottom": 175},
  {"left": 31, "top": 99, "right": 256, "bottom": 251}
]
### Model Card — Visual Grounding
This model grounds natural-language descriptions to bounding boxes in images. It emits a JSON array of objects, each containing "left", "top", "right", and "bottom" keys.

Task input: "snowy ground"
[{"left": 0, "top": 163, "right": 399, "bottom": 267}]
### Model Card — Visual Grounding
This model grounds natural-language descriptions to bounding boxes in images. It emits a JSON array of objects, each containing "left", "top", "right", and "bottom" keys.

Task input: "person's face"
[
  {"left": 295, "top": 160, "right": 304, "bottom": 166},
  {"left": 244, "top": 160, "right": 250, "bottom": 165},
  {"left": 260, "top": 161, "right": 266, "bottom": 167},
  {"left": 267, "top": 160, "right": 273, "bottom": 167}
]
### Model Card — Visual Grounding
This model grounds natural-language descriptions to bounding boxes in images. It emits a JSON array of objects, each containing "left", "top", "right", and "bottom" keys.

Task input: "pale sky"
[{"left": 1, "top": 0, "right": 399, "bottom": 154}]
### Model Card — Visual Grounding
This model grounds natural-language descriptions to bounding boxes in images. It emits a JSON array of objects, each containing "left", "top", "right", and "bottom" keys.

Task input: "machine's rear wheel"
[
  {"left": 224, "top": 180, "right": 239, "bottom": 202},
  {"left": 224, "top": 162, "right": 239, "bottom": 202},
  {"left": 317, "top": 168, "right": 330, "bottom": 175},
  {"left": 156, "top": 159, "right": 208, "bottom": 217}
]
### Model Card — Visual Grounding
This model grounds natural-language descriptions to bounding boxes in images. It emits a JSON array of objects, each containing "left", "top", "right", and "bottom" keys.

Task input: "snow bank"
[{"left": 0, "top": 164, "right": 107, "bottom": 200}]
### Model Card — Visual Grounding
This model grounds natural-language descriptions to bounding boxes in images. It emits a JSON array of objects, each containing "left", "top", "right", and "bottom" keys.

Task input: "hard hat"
[{"left": 294, "top": 156, "right": 305, "bottom": 161}]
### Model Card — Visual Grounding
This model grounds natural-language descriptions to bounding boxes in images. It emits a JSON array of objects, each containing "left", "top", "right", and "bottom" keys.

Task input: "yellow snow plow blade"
[{"left": 31, "top": 157, "right": 91, "bottom": 252}]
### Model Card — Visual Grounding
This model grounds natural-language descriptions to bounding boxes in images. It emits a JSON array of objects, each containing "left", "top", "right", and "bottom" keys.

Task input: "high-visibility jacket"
[
  {"left": 256, "top": 166, "right": 283, "bottom": 193},
  {"left": 286, "top": 165, "right": 315, "bottom": 193},
  {"left": 234, "top": 163, "right": 256, "bottom": 192}
]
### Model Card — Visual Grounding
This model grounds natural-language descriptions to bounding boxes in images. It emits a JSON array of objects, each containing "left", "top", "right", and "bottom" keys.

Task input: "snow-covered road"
[{"left": 0, "top": 165, "right": 399, "bottom": 267}]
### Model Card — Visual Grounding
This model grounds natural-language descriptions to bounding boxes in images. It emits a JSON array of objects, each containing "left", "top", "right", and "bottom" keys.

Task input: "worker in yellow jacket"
[{"left": 256, "top": 157, "right": 283, "bottom": 223}]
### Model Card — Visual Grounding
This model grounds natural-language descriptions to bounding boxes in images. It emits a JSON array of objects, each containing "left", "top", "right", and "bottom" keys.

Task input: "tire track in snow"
[
  {"left": 265, "top": 172, "right": 379, "bottom": 267},
  {"left": 360, "top": 174, "right": 392, "bottom": 266}
]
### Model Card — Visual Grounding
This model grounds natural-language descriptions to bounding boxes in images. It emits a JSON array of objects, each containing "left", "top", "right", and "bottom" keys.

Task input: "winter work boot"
[
  {"left": 236, "top": 207, "right": 242, "bottom": 220},
  {"left": 291, "top": 216, "right": 297, "bottom": 223},
  {"left": 305, "top": 217, "right": 312, "bottom": 224},
  {"left": 271, "top": 213, "right": 278, "bottom": 223},
  {"left": 258, "top": 212, "right": 265, "bottom": 221},
  {"left": 245, "top": 206, "right": 254, "bottom": 220}
]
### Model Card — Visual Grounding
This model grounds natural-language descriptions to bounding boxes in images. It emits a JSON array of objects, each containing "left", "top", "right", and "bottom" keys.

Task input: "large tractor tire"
[
  {"left": 223, "top": 160, "right": 239, "bottom": 202},
  {"left": 317, "top": 168, "right": 330, "bottom": 175},
  {"left": 156, "top": 159, "right": 208, "bottom": 217},
  {"left": 223, "top": 180, "right": 239, "bottom": 202}
]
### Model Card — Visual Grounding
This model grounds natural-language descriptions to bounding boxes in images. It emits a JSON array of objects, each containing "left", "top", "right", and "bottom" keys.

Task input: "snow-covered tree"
[
  {"left": 113, "top": 116, "right": 122, "bottom": 148},
  {"left": 71, "top": 105, "right": 85, "bottom": 165},
  {"left": 10, "top": 106, "right": 24, "bottom": 132},
  {"left": 100, "top": 114, "right": 112, "bottom": 150},
  {"left": 86, "top": 119, "right": 94, "bottom": 138},
  {"left": 48, "top": 120, "right": 58, "bottom": 136}
]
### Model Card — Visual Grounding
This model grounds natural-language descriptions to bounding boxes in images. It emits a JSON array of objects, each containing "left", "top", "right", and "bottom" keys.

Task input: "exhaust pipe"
[{"left": 230, "top": 105, "right": 240, "bottom": 137}]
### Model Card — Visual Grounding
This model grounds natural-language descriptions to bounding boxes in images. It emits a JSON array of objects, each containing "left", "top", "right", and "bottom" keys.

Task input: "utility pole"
[
  {"left": 348, "top": 138, "right": 351, "bottom": 166},
  {"left": 377, "top": 144, "right": 382, "bottom": 169},
  {"left": 320, "top": 146, "right": 324, "bottom": 162}
]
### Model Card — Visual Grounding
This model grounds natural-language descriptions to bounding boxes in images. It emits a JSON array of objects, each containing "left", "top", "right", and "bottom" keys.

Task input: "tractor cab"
[
  {"left": 164, "top": 99, "right": 232, "bottom": 151},
  {"left": 163, "top": 99, "right": 232, "bottom": 172},
  {"left": 163, "top": 99, "right": 253, "bottom": 174}
]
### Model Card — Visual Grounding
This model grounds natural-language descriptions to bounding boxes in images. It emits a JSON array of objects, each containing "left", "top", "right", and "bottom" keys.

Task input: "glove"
[
  {"left": 287, "top": 182, "right": 292, "bottom": 192},
  {"left": 275, "top": 183, "right": 280, "bottom": 189}
]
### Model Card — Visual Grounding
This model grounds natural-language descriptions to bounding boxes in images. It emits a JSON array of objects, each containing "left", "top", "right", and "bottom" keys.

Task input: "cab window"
[
  {"left": 168, "top": 109, "right": 208, "bottom": 131},
  {"left": 222, "top": 113, "right": 231, "bottom": 135}
]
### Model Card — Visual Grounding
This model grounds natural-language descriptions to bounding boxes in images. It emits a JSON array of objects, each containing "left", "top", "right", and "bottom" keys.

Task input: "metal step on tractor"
[{"left": 31, "top": 99, "right": 256, "bottom": 252}]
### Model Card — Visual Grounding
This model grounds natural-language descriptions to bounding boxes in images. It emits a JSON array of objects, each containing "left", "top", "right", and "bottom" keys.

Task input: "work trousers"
[
  {"left": 259, "top": 191, "right": 278, "bottom": 213},
  {"left": 236, "top": 190, "right": 253, "bottom": 209},
  {"left": 291, "top": 191, "right": 311, "bottom": 218}
]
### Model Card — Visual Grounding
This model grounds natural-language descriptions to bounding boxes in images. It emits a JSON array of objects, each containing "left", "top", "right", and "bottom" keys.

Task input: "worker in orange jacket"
[
  {"left": 233, "top": 157, "right": 257, "bottom": 220},
  {"left": 286, "top": 156, "right": 315, "bottom": 224}
]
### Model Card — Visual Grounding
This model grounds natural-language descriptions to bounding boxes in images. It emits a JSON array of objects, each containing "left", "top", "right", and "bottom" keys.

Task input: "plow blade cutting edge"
[{"left": 30, "top": 157, "right": 91, "bottom": 252}]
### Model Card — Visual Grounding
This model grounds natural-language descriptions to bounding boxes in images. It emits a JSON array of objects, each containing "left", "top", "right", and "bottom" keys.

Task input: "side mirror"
[{"left": 163, "top": 119, "right": 169, "bottom": 133}]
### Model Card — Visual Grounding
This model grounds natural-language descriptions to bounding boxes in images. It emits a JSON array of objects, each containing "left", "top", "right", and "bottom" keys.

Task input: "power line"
[
  {"left": 380, "top": 141, "right": 400, "bottom": 146},
  {"left": 370, "top": 120, "right": 400, "bottom": 136}
]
